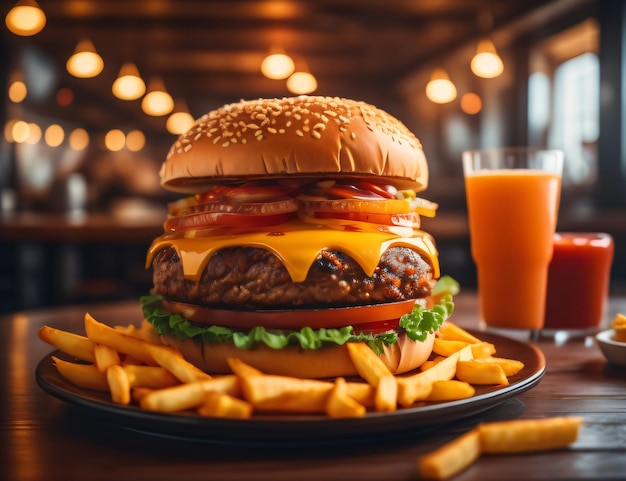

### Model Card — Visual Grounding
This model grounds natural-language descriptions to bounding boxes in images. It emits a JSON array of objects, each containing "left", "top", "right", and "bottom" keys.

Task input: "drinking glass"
[{"left": 462, "top": 147, "right": 564, "bottom": 330}]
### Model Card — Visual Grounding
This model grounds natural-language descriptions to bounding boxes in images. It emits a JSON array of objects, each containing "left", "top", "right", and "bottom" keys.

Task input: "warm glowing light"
[
  {"left": 112, "top": 63, "right": 146, "bottom": 100},
  {"left": 425, "top": 68, "right": 457, "bottom": 104},
  {"left": 126, "top": 130, "right": 145, "bottom": 151},
  {"left": 12, "top": 120, "right": 30, "bottom": 143},
  {"left": 261, "top": 52, "right": 295, "bottom": 80},
  {"left": 141, "top": 77, "right": 174, "bottom": 116},
  {"left": 44, "top": 124, "right": 65, "bottom": 147},
  {"left": 8, "top": 80, "right": 27, "bottom": 103},
  {"left": 460, "top": 92, "right": 483, "bottom": 114},
  {"left": 5, "top": 0, "right": 46, "bottom": 36},
  {"left": 4, "top": 119, "right": 18, "bottom": 142},
  {"left": 286, "top": 71, "right": 317, "bottom": 95},
  {"left": 56, "top": 87, "right": 74, "bottom": 106},
  {"left": 66, "top": 39, "right": 104, "bottom": 78},
  {"left": 471, "top": 39, "right": 504, "bottom": 79},
  {"left": 69, "top": 128, "right": 89, "bottom": 151},
  {"left": 105, "top": 129, "right": 126, "bottom": 151},
  {"left": 26, "top": 122, "right": 41, "bottom": 144},
  {"left": 167, "top": 100, "right": 195, "bottom": 135}
]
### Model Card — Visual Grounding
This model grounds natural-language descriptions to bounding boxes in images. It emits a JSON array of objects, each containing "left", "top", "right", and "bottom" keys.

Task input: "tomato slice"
[{"left": 162, "top": 299, "right": 415, "bottom": 331}]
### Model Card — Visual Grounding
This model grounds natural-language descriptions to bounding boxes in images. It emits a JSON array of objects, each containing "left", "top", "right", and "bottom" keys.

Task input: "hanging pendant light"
[
  {"left": 66, "top": 39, "right": 104, "bottom": 78},
  {"left": 112, "top": 63, "right": 146, "bottom": 100},
  {"left": 471, "top": 39, "right": 504, "bottom": 78},
  {"left": 261, "top": 47, "right": 295, "bottom": 80},
  {"left": 141, "top": 77, "right": 174, "bottom": 116},
  {"left": 5, "top": 0, "right": 46, "bottom": 36},
  {"left": 166, "top": 99, "right": 195, "bottom": 135},
  {"left": 425, "top": 68, "right": 457, "bottom": 104}
]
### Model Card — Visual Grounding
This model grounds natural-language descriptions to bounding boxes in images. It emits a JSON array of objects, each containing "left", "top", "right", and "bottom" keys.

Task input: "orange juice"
[
  {"left": 465, "top": 170, "right": 561, "bottom": 329},
  {"left": 544, "top": 233, "right": 613, "bottom": 330}
]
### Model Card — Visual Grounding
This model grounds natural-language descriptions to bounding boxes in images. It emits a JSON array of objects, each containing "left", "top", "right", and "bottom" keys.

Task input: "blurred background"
[{"left": 1, "top": 0, "right": 625, "bottom": 313}]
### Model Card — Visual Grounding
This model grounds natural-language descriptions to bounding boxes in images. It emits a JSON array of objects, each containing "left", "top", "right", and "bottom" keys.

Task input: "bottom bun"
[{"left": 161, "top": 332, "right": 435, "bottom": 379}]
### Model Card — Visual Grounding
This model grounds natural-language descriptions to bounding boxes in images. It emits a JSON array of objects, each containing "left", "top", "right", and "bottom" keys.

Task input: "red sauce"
[{"left": 544, "top": 233, "right": 614, "bottom": 329}]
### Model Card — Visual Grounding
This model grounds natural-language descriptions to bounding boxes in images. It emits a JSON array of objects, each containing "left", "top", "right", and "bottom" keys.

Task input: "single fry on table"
[
  {"left": 479, "top": 416, "right": 584, "bottom": 453},
  {"left": 418, "top": 428, "right": 481, "bottom": 480}
]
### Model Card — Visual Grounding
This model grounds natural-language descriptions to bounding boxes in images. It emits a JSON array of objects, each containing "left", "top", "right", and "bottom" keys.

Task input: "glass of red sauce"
[{"left": 544, "top": 232, "right": 614, "bottom": 331}]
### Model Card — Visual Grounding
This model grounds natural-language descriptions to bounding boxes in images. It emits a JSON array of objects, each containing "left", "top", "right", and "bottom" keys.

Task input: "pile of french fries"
[
  {"left": 612, "top": 313, "right": 626, "bottom": 342},
  {"left": 38, "top": 313, "right": 525, "bottom": 419}
]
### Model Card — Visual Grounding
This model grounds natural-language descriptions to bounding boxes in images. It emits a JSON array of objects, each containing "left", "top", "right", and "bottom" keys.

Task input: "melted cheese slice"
[{"left": 146, "top": 219, "right": 439, "bottom": 283}]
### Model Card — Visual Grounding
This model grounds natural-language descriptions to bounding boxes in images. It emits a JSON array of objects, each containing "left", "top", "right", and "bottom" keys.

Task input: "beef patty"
[{"left": 151, "top": 246, "right": 434, "bottom": 310}]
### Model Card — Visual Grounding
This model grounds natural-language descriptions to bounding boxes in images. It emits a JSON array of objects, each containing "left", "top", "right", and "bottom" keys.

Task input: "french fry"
[
  {"left": 346, "top": 342, "right": 397, "bottom": 411},
  {"left": 344, "top": 381, "right": 375, "bottom": 408},
  {"left": 52, "top": 356, "right": 109, "bottom": 391},
  {"left": 227, "top": 357, "right": 263, "bottom": 377},
  {"left": 115, "top": 320, "right": 161, "bottom": 344},
  {"left": 455, "top": 360, "right": 509, "bottom": 386},
  {"left": 471, "top": 342, "right": 497, "bottom": 359},
  {"left": 418, "top": 416, "right": 584, "bottom": 479},
  {"left": 94, "top": 344, "right": 121, "bottom": 372},
  {"left": 420, "top": 356, "right": 446, "bottom": 371},
  {"left": 84, "top": 313, "right": 156, "bottom": 365},
  {"left": 432, "top": 339, "right": 469, "bottom": 357},
  {"left": 122, "top": 365, "right": 180, "bottom": 389},
  {"left": 417, "top": 428, "right": 481, "bottom": 480},
  {"left": 479, "top": 417, "right": 584, "bottom": 453},
  {"left": 241, "top": 375, "right": 332, "bottom": 413},
  {"left": 131, "top": 387, "right": 154, "bottom": 403},
  {"left": 197, "top": 391, "right": 253, "bottom": 419},
  {"left": 107, "top": 365, "right": 131, "bottom": 405},
  {"left": 143, "top": 344, "right": 212, "bottom": 383},
  {"left": 140, "top": 376, "right": 240, "bottom": 412},
  {"left": 326, "top": 377, "right": 366, "bottom": 418},
  {"left": 38, "top": 326, "right": 96, "bottom": 363},
  {"left": 476, "top": 357, "right": 525, "bottom": 376},
  {"left": 375, "top": 374, "right": 397, "bottom": 412},
  {"left": 397, "top": 345, "right": 472, "bottom": 407},
  {"left": 425, "top": 380, "right": 475, "bottom": 402},
  {"left": 438, "top": 321, "right": 482, "bottom": 344}
]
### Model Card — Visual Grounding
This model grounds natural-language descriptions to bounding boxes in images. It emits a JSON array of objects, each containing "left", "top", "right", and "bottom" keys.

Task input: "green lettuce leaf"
[{"left": 140, "top": 276, "right": 458, "bottom": 355}]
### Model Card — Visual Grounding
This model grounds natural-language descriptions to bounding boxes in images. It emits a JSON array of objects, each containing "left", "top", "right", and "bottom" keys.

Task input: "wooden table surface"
[{"left": 1, "top": 292, "right": 625, "bottom": 481}]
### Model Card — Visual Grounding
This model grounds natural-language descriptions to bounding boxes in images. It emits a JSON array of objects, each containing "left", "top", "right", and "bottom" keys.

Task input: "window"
[{"left": 528, "top": 19, "right": 599, "bottom": 187}]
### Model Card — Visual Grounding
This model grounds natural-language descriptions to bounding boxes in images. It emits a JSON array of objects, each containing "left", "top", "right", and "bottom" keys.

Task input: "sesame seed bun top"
[{"left": 160, "top": 96, "right": 429, "bottom": 193}]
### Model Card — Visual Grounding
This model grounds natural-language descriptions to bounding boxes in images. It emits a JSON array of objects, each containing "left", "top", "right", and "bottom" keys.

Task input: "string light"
[
  {"left": 112, "top": 63, "right": 146, "bottom": 100},
  {"left": 425, "top": 68, "right": 457, "bottom": 104},
  {"left": 66, "top": 39, "right": 104, "bottom": 78},
  {"left": 261, "top": 48, "right": 295, "bottom": 80},
  {"left": 471, "top": 39, "right": 504, "bottom": 78},
  {"left": 5, "top": 0, "right": 46, "bottom": 36},
  {"left": 141, "top": 77, "right": 174, "bottom": 116}
]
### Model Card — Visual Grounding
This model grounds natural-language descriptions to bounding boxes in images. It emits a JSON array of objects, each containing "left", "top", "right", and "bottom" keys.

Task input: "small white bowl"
[{"left": 596, "top": 329, "right": 626, "bottom": 368}]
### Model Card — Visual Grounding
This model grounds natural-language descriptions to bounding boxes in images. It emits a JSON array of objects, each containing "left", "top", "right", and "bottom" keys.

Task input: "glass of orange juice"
[{"left": 462, "top": 147, "right": 563, "bottom": 330}]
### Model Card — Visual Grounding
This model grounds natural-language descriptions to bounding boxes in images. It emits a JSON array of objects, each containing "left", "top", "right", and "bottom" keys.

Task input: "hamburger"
[{"left": 141, "top": 96, "right": 457, "bottom": 379}]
